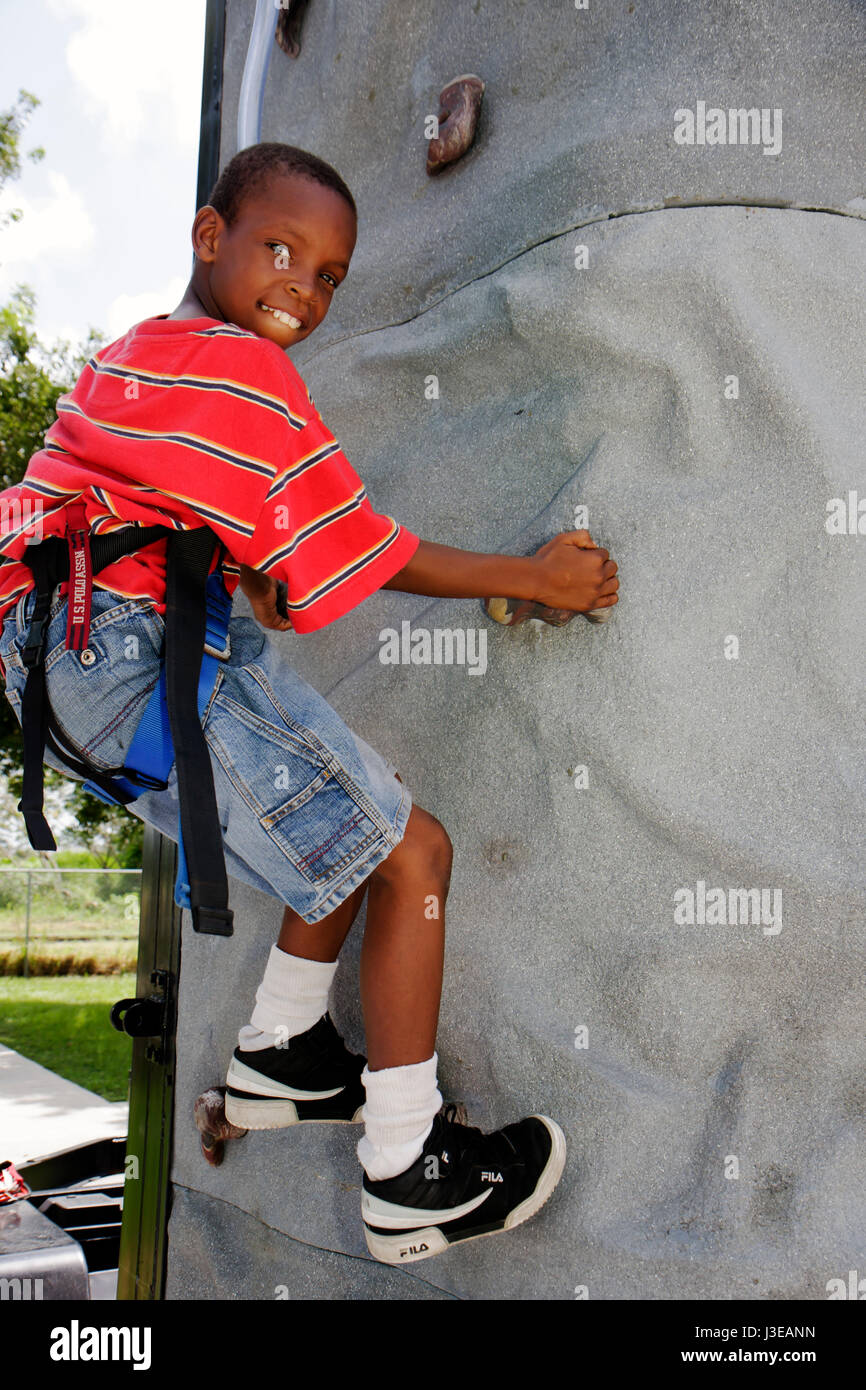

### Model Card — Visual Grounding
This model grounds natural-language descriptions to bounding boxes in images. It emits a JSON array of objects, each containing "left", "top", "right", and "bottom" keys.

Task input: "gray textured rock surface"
[
  {"left": 165, "top": 0, "right": 865, "bottom": 1299},
  {"left": 165, "top": 1187, "right": 454, "bottom": 1300}
]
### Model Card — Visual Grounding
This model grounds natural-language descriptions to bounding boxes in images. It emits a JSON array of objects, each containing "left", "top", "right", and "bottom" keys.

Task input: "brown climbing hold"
[
  {"left": 484, "top": 597, "right": 612, "bottom": 628},
  {"left": 427, "top": 74, "right": 485, "bottom": 176},
  {"left": 275, "top": 0, "right": 311, "bottom": 59},
  {"left": 194, "top": 1085, "right": 248, "bottom": 1167}
]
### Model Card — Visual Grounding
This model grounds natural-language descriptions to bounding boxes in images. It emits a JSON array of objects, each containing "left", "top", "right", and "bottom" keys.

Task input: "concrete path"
[{"left": 0, "top": 1045, "right": 127, "bottom": 1165}]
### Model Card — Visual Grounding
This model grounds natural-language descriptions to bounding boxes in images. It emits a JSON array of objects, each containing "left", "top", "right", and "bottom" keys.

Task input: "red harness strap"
[{"left": 64, "top": 499, "right": 93, "bottom": 651}]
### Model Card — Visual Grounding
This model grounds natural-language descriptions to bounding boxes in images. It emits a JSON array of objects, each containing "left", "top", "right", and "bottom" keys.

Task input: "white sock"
[
  {"left": 238, "top": 945, "right": 338, "bottom": 1051},
  {"left": 356, "top": 1053, "right": 443, "bottom": 1180}
]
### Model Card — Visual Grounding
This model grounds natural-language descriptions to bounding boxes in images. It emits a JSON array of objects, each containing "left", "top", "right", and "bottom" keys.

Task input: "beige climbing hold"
[
  {"left": 486, "top": 596, "right": 510, "bottom": 624},
  {"left": 484, "top": 596, "right": 613, "bottom": 628}
]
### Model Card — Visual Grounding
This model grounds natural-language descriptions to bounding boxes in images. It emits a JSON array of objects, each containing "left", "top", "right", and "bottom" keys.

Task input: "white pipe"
[{"left": 237, "top": 0, "right": 279, "bottom": 151}]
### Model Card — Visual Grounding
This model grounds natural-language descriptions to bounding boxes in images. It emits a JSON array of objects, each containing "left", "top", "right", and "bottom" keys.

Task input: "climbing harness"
[{"left": 14, "top": 504, "right": 235, "bottom": 936}]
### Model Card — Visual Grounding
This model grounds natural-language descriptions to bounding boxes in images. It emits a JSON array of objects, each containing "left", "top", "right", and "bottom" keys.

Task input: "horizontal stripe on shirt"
[{"left": 0, "top": 315, "right": 419, "bottom": 644}]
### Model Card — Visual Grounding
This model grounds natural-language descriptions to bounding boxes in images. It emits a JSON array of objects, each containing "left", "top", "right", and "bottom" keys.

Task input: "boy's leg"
[
  {"left": 225, "top": 875, "right": 372, "bottom": 1127},
  {"left": 237, "top": 880, "right": 369, "bottom": 1052},
  {"left": 255, "top": 768, "right": 449, "bottom": 1066},
  {"left": 355, "top": 804, "right": 452, "bottom": 1180},
  {"left": 225, "top": 802, "right": 449, "bottom": 1134},
  {"left": 242, "top": 799, "right": 449, "bottom": 1063},
  {"left": 354, "top": 805, "right": 566, "bottom": 1265},
  {"left": 277, "top": 878, "right": 370, "bottom": 963},
  {"left": 360, "top": 804, "right": 451, "bottom": 1070}
]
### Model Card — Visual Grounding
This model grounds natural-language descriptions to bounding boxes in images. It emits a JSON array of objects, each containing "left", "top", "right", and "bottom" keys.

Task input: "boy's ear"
[{"left": 191, "top": 204, "right": 223, "bottom": 261}]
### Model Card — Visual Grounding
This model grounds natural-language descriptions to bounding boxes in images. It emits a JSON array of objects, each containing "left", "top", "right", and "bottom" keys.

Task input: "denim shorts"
[{"left": 0, "top": 586, "right": 412, "bottom": 923}]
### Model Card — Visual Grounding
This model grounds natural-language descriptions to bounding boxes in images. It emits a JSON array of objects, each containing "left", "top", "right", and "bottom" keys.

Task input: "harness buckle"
[
  {"left": 125, "top": 768, "right": 170, "bottom": 792},
  {"left": 203, "top": 631, "right": 231, "bottom": 661},
  {"left": 21, "top": 612, "right": 48, "bottom": 669}
]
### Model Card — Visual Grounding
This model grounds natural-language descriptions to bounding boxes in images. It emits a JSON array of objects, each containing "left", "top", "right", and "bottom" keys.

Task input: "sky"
[{"left": 0, "top": 0, "right": 207, "bottom": 350}]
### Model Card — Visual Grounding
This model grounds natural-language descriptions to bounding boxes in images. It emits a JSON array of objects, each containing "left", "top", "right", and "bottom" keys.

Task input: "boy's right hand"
[
  {"left": 529, "top": 530, "right": 619, "bottom": 613},
  {"left": 242, "top": 571, "right": 294, "bottom": 632}
]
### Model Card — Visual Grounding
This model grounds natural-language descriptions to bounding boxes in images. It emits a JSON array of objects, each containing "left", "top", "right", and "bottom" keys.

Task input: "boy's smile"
[{"left": 181, "top": 171, "right": 356, "bottom": 344}]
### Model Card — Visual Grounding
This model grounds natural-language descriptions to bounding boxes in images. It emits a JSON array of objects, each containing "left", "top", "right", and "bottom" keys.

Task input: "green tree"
[
  {"left": 0, "top": 97, "right": 141, "bottom": 868},
  {"left": 0, "top": 89, "right": 45, "bottom": 230}
]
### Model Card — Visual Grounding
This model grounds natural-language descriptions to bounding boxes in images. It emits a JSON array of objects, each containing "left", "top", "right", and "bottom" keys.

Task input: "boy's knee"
[{"left": 374, "top": 804, "right": 452, "bottom": 886}]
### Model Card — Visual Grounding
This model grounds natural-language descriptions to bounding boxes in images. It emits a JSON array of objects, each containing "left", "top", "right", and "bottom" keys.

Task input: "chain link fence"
[{"left": 0, "top": 869, "right": 141, "bottom": 975}]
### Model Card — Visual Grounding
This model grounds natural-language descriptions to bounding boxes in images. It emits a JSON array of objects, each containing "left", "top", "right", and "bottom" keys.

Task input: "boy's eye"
[{"left": 266, "top": 242, "right": 339, "bottom": 289}]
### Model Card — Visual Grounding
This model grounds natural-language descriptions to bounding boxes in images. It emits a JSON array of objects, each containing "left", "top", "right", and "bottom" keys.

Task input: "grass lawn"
[{"left": 0, "top": 973, "right": 136, "bottom": 1101}]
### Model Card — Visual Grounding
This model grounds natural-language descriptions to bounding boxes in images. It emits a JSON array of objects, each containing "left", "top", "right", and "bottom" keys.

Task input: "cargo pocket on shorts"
[{"left": 204, "top": 688, "right": 385, "bottom": 886}]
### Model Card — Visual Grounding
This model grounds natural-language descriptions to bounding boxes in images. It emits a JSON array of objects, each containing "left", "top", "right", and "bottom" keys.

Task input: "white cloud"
[
  {"left": 46, "top": 0, "right": 205, "bottom": 152},
  {"left": 0, "top": 171, "right": 94, "bottom": 275},
  {"left": 105, "top": 274, "right": 187, "bottom": 339}
]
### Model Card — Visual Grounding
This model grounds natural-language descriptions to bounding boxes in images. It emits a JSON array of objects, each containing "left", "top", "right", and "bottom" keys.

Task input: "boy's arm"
[
  {"left": 238, "top": 563, "right": 294, "bottom": 631},
  {"left": 381, "top": 531, "right": 619, "bottom": 614},
  {"left": 239, "top": 563, "right": 272, "bottom": 601},
  {"left": 237, "top": 531, "right": 619, "bottom": 630}
]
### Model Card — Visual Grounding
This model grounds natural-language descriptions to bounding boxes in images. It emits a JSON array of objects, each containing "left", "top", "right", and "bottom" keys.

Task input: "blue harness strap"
[{"left": 83, "top": 568, "right": 233, "bottom": 912}]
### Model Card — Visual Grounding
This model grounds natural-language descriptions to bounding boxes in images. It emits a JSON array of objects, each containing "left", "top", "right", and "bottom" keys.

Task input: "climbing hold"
[
  {"left": 427, "top": 74, "right": 485, "bottom": 176},
  {"left": 194, "top": 1085, "right": 248, "bottom": 1167},
  {"left": 484, "top": 597, "right": 612, "bottom": 627},
  {"left": 275, "top": 0, "right": 311, "bottom": 59}
]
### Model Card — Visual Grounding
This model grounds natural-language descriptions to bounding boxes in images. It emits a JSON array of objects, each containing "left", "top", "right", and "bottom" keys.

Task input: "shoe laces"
[
  {"left": 436, "top": 1102, "right": 486, "bottom": 1167},
  {"left": 440, "top": 1102, "right": 466, "bottom": 1126}
]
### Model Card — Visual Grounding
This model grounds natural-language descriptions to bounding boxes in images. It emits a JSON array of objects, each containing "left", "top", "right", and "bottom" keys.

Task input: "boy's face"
[{"left": 192, "top": 171, "right": 357, "bottom": 345}]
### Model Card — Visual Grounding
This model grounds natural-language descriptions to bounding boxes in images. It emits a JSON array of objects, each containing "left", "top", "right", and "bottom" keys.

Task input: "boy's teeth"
[{"left": 260, "top": 301, "right": 302, "bottom": 328}]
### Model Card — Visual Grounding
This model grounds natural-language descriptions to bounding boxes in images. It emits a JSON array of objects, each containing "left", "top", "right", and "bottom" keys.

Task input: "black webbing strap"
[
  {"left": 15, "top": 522, "right": 234, "bottom": 936},
  {"left": 16, "top": 526, "right": 172, "bottom": 850},
  {"left": 164, "top": 527, "right": 233, "bottom": 937}
]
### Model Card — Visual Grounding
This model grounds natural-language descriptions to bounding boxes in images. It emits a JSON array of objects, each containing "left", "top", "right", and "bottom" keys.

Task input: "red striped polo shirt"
[{"left": 0, "top": 315, "right": 418, "bottom": 652}]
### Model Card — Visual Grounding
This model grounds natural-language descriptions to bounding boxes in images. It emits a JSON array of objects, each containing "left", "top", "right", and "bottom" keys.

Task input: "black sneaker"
[
  {"left": 361, "top": 1103, "right": 566, "bottom": 1263},
  {"left": 224, "top": 1012, "right": 365, "bottom": 1129}
]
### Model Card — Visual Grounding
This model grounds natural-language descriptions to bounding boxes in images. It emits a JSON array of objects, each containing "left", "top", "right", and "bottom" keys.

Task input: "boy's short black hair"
[{"left": 207, "top": 142, "right": 357, "bottom": 227}]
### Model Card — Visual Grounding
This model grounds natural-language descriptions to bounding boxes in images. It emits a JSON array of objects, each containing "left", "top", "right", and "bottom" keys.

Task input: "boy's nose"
[
  {"left": 283, "top": 275, "right": 315, "bottom": 304},
  {"left": 284, "top": 286, "right": 316, "bottom": 319}
]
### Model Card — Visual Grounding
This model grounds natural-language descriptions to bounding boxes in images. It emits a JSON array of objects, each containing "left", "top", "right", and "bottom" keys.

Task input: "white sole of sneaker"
[
  {"left": 224, "top": 1055, "right": 363, "bottom": 1129},
  {"left": 224, "top": 1094, "right": 365, "bottom": 1129},
  {"left": 363, "top": 1114, "right": 567, "bottom": 1264}
]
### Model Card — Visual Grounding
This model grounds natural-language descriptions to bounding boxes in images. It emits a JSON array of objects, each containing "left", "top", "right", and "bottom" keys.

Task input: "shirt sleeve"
[{"left": 241, "top": 401, "right": 419, "bottom": 634}]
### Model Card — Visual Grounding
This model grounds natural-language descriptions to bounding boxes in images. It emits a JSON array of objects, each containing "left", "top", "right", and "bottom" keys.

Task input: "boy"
[{"left": 0, "top": 143, "right": 619, "bottom": 1264}]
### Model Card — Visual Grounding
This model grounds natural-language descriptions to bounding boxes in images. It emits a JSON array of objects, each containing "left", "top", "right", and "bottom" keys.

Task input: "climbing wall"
[{"left": 164, "top": 0, "right": 866, "bottom": 1299}]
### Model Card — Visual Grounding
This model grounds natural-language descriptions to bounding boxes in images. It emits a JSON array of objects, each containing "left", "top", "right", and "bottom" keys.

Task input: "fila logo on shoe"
[
  {"left": 400, "top": 1243, "right": 429, "bottom": 1257},
  {"left": 481, "top": 1171, "right": 504, "bottom": 1183}
]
